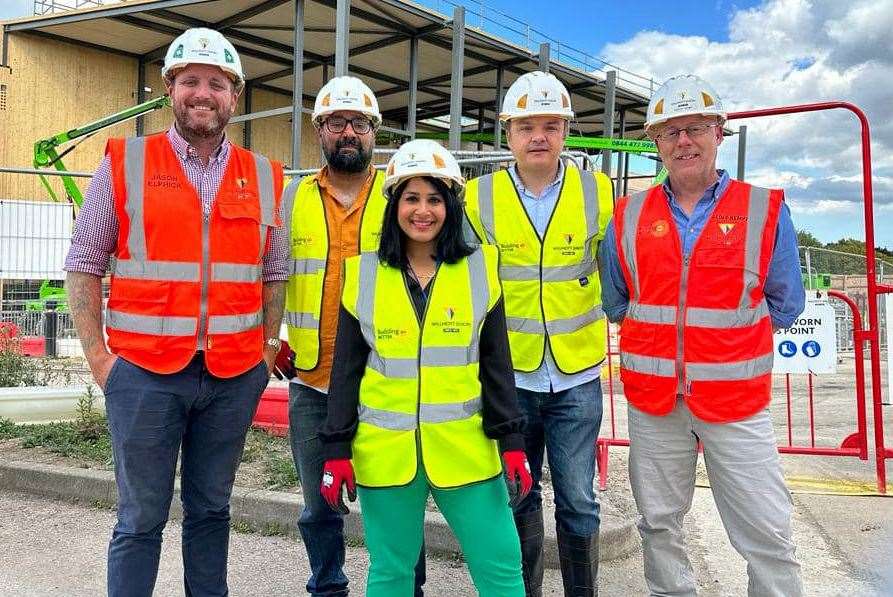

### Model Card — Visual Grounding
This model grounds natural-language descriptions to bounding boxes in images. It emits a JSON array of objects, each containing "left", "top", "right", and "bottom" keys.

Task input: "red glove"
[
  {"left": 321, "top": 459, "right": 357, "bottom": 514},
  {"left": 272, "top": 340, "right": 297, "bottom": 380},
  {"left": 503, "top": 450, "right": 533, "bottom": 507}
]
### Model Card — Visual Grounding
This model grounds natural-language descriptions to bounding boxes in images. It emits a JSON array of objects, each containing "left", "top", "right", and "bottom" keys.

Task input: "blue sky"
[{"left": 3, "top": 0, "right": 890, "bottom": 247}]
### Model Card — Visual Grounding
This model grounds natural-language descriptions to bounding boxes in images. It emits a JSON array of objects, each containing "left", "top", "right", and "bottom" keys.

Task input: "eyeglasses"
[
  {"left": 653, "top": 123, "right": 719, "bottom": 143},
  {"left": 323, "top": 115, "right": 374, "bottom": 135}
]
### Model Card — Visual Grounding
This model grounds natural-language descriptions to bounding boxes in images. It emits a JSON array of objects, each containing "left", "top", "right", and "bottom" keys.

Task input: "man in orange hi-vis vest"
[
  {"left": 64, "top": 28, "right": 285, "bottom": 597},
  {"left": 599, "top": 75, "right": 805, "bottom": 596}
]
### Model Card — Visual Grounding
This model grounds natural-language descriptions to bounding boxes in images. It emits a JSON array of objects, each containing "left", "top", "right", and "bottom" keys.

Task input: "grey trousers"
[{"left": 628, "top": 399, "right": 802, "bottom": 597}]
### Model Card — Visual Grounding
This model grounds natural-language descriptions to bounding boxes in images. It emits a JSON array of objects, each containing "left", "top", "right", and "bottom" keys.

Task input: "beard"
[
  {"left": 324, "top": 137, "right": 373, "bottom": 173},
  {"left": 172, "top": 101, "right": 230, "bottom": 141}
]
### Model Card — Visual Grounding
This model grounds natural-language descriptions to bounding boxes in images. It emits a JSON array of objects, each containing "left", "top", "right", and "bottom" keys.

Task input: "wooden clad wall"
[{"left": 0, "top": 32, "right": 321, "bottom": 204}]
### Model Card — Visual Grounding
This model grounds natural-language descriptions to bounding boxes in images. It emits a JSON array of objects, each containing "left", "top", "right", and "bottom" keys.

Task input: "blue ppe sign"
[
  {"left": 802, "top": 340, "right": 821, "bottom": 358},
  {"left": 778, "top": 340, "right": 797, "bottom": 358}
]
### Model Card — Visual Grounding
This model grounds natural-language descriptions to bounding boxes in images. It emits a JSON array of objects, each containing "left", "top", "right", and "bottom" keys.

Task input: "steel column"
[
  {"left": 538, "top": 42, "right": 550, "bottom": 72},
  {"left": 601, "top": 70, "right": 616, "bottom": 177},
  {"left": 407, "top": 35, "right": 419, "bottom": 137},
  {"left": 136, "top": 59, "right": 147, "bottom": 137},
  {"left": 335, "top": 0, "right": 350, "bottom": 77},
  {"left": 737, "top": 125, "right": 747, "bottom": 180},
  {"left": 616, "top": 108, "right": 627, "bottom": 196},
  {"left": 448, "top": 6, "right": 465, "bottom": 151},
  {"left": 291, "top": 0, "right": 305, "bottom": 168},
  {"left": 493, "top": 65, "right": 505, "bottom": 150},
  {"left": 243, "top": 81, "right": 253, "bottom": 148}
]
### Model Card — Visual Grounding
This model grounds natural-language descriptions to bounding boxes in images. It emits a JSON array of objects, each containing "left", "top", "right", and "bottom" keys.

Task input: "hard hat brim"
[{"left": 163, "top": 59, "right": 243, "bottom": 85}]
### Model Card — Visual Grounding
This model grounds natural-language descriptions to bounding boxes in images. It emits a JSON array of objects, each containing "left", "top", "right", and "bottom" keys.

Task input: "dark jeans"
[
  {"left": 104, "top": 354, "right": 268, "bottom": 597},
  {"left": 512, "top": 378, "right": 603, "bottom": 536},
  {"left": 289, "top": 383, "right": 426, "bottom": 596}
]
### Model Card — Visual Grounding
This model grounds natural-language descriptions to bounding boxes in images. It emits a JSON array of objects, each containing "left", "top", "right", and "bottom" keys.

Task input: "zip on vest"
[{"left": 678, "top": 253, "right": 691, "bottom": 395}]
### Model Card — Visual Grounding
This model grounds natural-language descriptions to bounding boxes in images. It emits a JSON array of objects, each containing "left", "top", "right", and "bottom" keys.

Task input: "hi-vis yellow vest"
[
  {"left": 284, "top": 171, "right": 387, "bottom": 370},
  {"left": 464, "top": 164, "right": 614, "bottom": 374},
  {"left": 341, "top": 246, "right": 503, "bottom": 489}
]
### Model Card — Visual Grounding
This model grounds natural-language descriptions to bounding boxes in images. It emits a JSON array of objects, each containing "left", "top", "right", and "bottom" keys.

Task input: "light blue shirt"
[
  {"left": 507, "top": 161, "right": 602, "bottom": 393},
  {"left": 598, "top": 170, "right": 805, "bottom": 328}
]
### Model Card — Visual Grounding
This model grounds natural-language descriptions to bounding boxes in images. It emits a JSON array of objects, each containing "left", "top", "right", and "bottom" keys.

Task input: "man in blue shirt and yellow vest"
[{"left": 464, "top": 71, "right": 614, "bottom": 597}]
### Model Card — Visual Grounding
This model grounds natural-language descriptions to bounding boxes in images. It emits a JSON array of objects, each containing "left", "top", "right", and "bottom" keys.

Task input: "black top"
[{"left": 319, "top": 265, "right": 526, "bottom": 460}]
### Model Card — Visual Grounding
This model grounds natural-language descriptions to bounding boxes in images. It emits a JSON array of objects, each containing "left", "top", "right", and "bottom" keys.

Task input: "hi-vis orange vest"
[
  {"left": 105, "top": 133, "right": 283, "bottom": 378},
  {"left": 614, "top": 180, "right": 782, "bottom": 423}
]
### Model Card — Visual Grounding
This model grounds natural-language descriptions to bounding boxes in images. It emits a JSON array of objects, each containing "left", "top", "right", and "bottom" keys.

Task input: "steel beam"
[
  {"left": 292, "top": 0, "right": 305, "bottom": 168},
  {"left": 334, "top": 0, "right": 350, "bottom": 77},
  {"left": 407, "top": 35, "right": 419, "bottom": 137},
  {"left": 494, "top": 65, "right": 504, "bottom": 150},
  {"left": 538, "top": 42, "right": 550, "bottom": 72},
  {"left": 448, "top": 6, "right": 465, "bottom": 151},
  {"left": 136, "top": 59, "right": 147, "bottom": 137},
  {"left": 4, "top": 0, "right": 206, "bottom": 31},
  {"left": 601, "top": 70, "right": 616, "bottom": 177}
]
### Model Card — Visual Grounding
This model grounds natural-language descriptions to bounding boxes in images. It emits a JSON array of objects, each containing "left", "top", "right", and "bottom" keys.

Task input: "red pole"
[
  {"left": 785, "top": 373, "right": 793, "bottom": 447},
  {"left": 828, "top": 290, "right": 869, "bottom": 460},
  {"left": 730, "top": 103, "right": 887, "bottom": 493}
]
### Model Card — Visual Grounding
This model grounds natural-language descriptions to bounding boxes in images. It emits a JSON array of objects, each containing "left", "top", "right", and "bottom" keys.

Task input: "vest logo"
[
  {"left": 555, "top": 233, "right": 584, "bottom": 256},
  {"left": 650, "top": 219, "right": 669, "bottom": 238},
  {"left": 498, "top": 241, "right": 526, "bottom": 252},
  {"left": 564, "top": 233, "right": 574, "bottom": 244},
  {"left": 718, "top": 222, "right": 735, "bottom": 235},
  {"left": 432, "top": 307, "right": 470, "bottom": 333},
  {"left": 376, "top": 327, "right": 408, "bottom": 340},
  {"left": 292, "top": 235, "right": 313, "bottom": 247},
  {"left": 445, "top": 307, "right": 455, "bottom": 320},
  {"left": 236, "top": 177, "right": 249, "bottom": 189},
  {"left": 148, "top": 173, "right": 183, "bottom": 189}
]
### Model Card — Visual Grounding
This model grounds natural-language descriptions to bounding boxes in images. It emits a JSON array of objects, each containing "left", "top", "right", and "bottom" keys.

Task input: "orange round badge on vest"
[{"left": 650, "top": 219, "right": 669, "bottom": 238}]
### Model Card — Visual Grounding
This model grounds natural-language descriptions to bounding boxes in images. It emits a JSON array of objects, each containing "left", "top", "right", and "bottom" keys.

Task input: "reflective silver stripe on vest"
[
  {"left": 208, "top": 310, "right": 263, "bottom": 334},
  {"left": 123, "top": 137, "right": 148, "bottom": 260},
  {"left": 113, "top": 260, "right": 200, "bottom": 281},
  {"left": 580, "top": 169, "right": 600, "bottom": 240},
  {"left": 420, "top": 346, "right": 474, "bottom": 367},
  {"left": 620, "top": 351, "right": 675, "bottom": 377},
  {"left": 420, "top": 397, "right": 482, "bottom": 423},
  {"left": 290, "top": 257, "right": 327, "bottom": 275},
  {"left": 476, "top": 173, "right": 498, "bottom": 244},
  {"left": 253, "top": 152, "right": 276, "bottom": 262},
  {"left": 545, "top": 305, "right": 604, "bottom": 335},
  {"left": 285, "top": 310, "right": 320, "bottom": 329},
  {"left": 212, "top": 263, "right": 262, "bottom": 282},
  {"left": 543, "top": 260, "right": 597, "bottom": 282},
  {"left": 627, "top": 302, "right": 677, "bottom": 325},
  {"left": 506, "top": 316, "right": 546, "bottom": 335},
  {"left": 358, "top": 404, "right": 417, "bottom": 431},
  {"left": 282, "top": 176, "right": 303, "bottom": 237},
  {"left": 466, "top": 247, "right": 490, "bottom": 361},
  {"left": 686, "top": 352, "right": 773, "bottom": 381},
  {"left": 620, "top": 190, "right": 648, "bottom": 299},
  {"left": 686, "top": 302, "right": 769, "bottom": 328},
  {"left": 106, "top": 309, "right": 197, "bottom": 336},
  {"left": 367, "top": 351, "right": 417, "bottom": 379},
  {"left": 499, "top": 264, "right": 539, "bottom": 281},
  {"left": 356, "top": 252, "right": 380, "bottom": 349}
]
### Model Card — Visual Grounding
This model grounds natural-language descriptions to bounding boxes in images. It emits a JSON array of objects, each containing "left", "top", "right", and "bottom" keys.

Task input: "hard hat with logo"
[
  {"left": 500, "top": 71, "right": 574, "bottom": 122},
  {"left": 162, "top": 28, "right": 243, "bottom": 85},
  {"left": 383, "top": 139, "right": 465, "bottom": 198},
  {"left": 313, "top": 76, "right": 382, "bottom": 127},
  {"left": 645, "top": 74, "right": 726, "bottom": 132}
]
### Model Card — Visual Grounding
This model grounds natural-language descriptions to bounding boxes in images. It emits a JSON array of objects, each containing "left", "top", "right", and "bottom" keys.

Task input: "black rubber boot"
[
  {"left": 514, "top": 510, "right": 545, "bottom": 597},
  {"left": 557, "top": 530, "right": 598, "bottom": 597}
]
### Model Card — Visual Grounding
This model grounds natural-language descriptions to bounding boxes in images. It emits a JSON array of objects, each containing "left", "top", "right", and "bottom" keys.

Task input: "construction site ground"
[{"left": 1, "top": 353, "right": 891, "bottom": 595}]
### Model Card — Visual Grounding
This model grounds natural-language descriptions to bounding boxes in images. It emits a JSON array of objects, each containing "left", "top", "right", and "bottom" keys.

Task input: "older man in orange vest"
[
  {"left": 599, "top": 75, "right": 804, "bottom": 596},
  {"left": 64, "top": 28, "right": 284, "bottom": 597}
]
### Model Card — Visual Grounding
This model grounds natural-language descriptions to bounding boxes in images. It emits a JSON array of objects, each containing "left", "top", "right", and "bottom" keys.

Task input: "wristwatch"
[{"left": 265, "top": 337, "right": 282, "bottom": 352}]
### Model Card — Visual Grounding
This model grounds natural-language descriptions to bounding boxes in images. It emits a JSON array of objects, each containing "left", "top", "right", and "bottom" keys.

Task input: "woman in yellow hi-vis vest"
[{"left": 318, "top": 140, "right": 532, "bottom": 596}]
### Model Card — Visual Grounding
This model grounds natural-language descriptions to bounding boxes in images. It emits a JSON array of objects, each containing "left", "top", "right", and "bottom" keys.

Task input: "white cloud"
[{"left": 600, "top": 0, "right": 893, "bottom": 241}]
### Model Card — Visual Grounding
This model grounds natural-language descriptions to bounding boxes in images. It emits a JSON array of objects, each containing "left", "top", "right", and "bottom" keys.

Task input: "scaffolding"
[{"left": 33, "top": 0, "right": 110, "bottom": 15}]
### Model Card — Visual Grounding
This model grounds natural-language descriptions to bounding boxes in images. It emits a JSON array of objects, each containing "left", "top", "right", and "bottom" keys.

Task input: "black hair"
[{"left": 377, "top": 175, "right": 475, "bottom": 268}]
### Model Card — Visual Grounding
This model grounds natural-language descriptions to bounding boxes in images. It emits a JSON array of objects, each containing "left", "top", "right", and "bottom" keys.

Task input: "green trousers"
[{"left": 357, "top": 469, "right": 525, "bottom": 597}]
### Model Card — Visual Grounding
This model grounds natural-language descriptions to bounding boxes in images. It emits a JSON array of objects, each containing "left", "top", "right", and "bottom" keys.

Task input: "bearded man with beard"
[
  {"left": 64, "top": 28, "right": 286, "bottom": 597},
  {"left": 274, "top": 75, "right": 428, "bottom": 596}
]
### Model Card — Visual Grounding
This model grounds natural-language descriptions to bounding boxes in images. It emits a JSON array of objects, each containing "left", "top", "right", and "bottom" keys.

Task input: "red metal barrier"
[
  {"left": 252, "top": 386, "right": 289, "bottom": 437},
  {"left": 598, "top": 101, "right": 889, "bottom": 494}
]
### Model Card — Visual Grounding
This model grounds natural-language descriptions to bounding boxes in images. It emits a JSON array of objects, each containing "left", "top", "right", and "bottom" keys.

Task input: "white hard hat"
[
  {"left": 313, "top": 76, "right": 382, "bottom": 126},
  {"left": 383, "top": 140, "right": 465, "bottom": 197},
  {"left": 162, "top": 28, "right": 243, "bottom": 85},
  {"left": 646, "top": 74, "right": 726, "bottom": 132},
  {"left": 500, "top": 71, "right": 574, "bottom": 122}
]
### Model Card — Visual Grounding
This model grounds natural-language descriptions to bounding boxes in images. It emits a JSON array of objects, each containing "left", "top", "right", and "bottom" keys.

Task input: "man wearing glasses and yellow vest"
[
  {"left": 464, "top": 71, "right": 614, "bottom": 597},
  {"left": 276, "top": 76, "right": 425, "bottom": 596}
]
